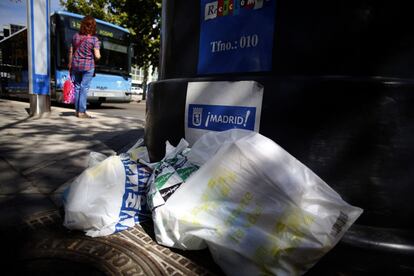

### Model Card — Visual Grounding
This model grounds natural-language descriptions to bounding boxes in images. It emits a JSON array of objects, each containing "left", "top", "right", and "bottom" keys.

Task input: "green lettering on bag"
[
  {"left": 155, "top": 172, "right": 174, "bottom": 190},
  {"left": 177, "top": 166, "right": 199, "bottom": 181}
]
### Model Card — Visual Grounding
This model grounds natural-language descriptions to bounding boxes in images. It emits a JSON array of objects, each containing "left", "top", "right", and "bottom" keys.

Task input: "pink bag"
[{"left": 63, "top": 77, "right": 75, "bottom": 104}]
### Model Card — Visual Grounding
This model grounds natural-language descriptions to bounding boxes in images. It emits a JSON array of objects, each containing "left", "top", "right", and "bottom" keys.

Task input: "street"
[
  {"left": 1, "top": 96, "right": 147, "bottom": 121},
  {"left": 89, "top": 101, "right": 146, "bottom": 120},
  {"left": 57, "top": 100, "right": 147, "bottom": 121}
]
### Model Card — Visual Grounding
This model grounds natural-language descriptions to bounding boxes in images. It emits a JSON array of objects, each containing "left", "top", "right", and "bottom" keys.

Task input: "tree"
[{"left": 60, "top": 0, "right": 161, "bottom": 97}]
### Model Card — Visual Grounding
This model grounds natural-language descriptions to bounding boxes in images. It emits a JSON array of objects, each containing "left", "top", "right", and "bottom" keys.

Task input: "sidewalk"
[
  {"left": 0, "top": 98, "right": 221, "bottom": 275},
  {"left": 0, "top": 98, "right": 145, "bottom": 223}
]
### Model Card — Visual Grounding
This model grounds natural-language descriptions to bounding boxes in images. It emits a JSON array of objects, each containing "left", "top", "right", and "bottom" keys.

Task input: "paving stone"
[{"left": 0, "top": 157, "right": 33, "bottom": 195}]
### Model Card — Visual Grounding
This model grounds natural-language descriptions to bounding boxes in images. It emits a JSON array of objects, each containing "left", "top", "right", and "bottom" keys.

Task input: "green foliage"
[{"left": 60, "top": 0, "right": 161, "bottom": 69}]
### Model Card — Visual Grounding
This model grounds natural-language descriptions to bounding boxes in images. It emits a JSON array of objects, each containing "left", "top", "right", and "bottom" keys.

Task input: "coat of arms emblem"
[{"left": 192, "top": 107, "right": 203, "bottom": 127}]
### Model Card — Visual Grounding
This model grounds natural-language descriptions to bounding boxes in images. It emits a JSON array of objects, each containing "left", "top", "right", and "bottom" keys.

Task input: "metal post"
[{"left": 29, "top": 94, "right": 51, "bottom": 116}]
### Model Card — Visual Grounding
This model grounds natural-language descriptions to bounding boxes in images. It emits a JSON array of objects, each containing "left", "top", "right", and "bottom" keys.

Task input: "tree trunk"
[{"left": 142, "top": 64, "right": 149, "bottom": 101}]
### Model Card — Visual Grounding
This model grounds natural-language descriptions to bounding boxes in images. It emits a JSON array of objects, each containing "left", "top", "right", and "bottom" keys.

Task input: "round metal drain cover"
[
  {"left": 20, "top": 231, "right": 164, "bottom": 275},
  {"left": 2, "top": 210, "right": 219, "bottom": 275}
]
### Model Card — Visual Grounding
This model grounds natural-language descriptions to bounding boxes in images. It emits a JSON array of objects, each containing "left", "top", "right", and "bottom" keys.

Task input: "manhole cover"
[
  {"left": 2, "top": 210, "right": 221, "bottom": 276},
  {"left": 19, "top": 231, "right": 165, "bottom": 275}
]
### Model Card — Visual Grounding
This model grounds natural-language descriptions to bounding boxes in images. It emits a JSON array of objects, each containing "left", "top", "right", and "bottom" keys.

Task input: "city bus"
[{"left": 0, "top": 11, "right": 133, "bottom": 106}]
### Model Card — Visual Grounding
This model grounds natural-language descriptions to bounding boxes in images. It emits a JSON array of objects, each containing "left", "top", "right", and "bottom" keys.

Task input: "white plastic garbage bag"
[
  {"left": 146, "top": 139, "right": 201, "bottom": 248},
  {"left": 63, "top": 148, "right": 152, "bottom": 237},
  {"left": 87, "top": 151, "right": 108, "bottom": 168},
  {"left": 155, "top": 129, "right": 363, "bottom": 275}
]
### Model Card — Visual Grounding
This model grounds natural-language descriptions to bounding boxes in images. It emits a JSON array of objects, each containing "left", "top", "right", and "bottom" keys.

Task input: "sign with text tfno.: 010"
[
  {"left": 185, "top": 81, "right": 263, "bottom": 145},
  {"left": 198, "top": 0, "right": 276, "bottom": 74}
]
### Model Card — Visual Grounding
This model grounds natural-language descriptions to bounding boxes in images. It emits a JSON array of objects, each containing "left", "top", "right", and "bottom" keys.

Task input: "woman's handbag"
[{"left": 63, "top": 75, "right": 75, "bottom": 104}]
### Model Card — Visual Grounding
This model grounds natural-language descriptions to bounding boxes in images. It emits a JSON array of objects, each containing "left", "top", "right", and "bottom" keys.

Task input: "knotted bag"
[{"left": 63, "top": 76, "right": 75, "bottom": 104}]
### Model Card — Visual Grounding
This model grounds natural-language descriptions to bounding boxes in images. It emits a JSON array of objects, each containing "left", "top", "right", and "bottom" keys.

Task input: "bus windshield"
[{"left": 57, "top": 15, "right": 131, "bottom": 75}]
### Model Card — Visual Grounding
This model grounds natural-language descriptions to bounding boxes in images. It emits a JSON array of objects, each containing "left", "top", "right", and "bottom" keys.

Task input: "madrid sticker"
[
  {"left": 185, "top": 81, "right": 263, "bottom": 145},
  {"left": 188, "top": 104, "right": 256, "bottom": 131}
]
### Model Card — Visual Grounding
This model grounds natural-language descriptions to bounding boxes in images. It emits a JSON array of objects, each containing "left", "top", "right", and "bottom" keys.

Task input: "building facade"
[
  {"left": 0, "top": 24, "right": 25, "bottom": 41},
  {"left": 130, "top": 65, "right": 158, "bottom": 89}
]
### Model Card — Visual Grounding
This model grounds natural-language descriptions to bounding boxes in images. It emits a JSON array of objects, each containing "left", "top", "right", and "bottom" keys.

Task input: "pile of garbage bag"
[
  {"left": 63, "top": 139, "right": 152, "bottom": 237},
  {"left": 63, "top": 129, "right": 363, "bottom": 275}
]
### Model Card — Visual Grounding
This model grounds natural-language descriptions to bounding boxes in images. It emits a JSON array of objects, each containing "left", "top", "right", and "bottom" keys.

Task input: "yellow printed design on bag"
[{"left": 252, "top": 209, "right": 315, "bottom": 274}]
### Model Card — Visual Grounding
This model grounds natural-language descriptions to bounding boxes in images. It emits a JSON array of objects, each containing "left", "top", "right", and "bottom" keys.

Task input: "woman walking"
[{"left": 68, "top": 15, "right": 101, "bottom": 118}]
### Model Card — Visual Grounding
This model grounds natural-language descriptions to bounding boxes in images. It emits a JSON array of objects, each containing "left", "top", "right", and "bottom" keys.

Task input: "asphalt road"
[
  {"left": 2, "top": 95, "right": 147, "bottom": 121},
  {"left": 88, "top": 100, "right": 146, "bottom": 121}
]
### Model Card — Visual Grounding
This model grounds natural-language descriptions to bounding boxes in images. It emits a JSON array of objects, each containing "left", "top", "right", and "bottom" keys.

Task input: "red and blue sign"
[{"left": 198, "top": 0, "right": 276, "bottom": 74}]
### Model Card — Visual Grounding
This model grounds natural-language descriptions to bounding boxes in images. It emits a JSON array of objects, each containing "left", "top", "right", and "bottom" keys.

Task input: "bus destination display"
[{"left": 70, "top": 19, "right": 122, "bottom": 39}]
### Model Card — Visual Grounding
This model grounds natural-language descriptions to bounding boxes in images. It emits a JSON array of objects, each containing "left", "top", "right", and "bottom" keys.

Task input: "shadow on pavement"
[{"left": 0, "top": 116, "right": 31, "bottom": 131}]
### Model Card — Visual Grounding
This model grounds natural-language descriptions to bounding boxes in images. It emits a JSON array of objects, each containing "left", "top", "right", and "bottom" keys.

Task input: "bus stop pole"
[{"left": 27, "top": 0, "right": 51, "bottom": 116}]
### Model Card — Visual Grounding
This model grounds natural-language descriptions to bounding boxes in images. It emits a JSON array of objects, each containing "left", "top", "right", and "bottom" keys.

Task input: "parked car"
[{"left": 131, "top": 86, "right": 143, "bottom": 95}]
